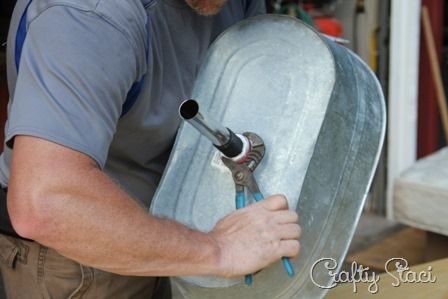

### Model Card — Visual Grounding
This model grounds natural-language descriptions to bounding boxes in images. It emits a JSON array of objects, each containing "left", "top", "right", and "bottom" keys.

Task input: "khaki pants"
[{"left": 0, "top": 234, "right": 171, "bottom": 299}]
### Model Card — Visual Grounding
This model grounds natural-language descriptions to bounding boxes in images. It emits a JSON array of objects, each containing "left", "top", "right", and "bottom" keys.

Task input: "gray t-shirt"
[{"left": 0, "top": 0, "right": 265, "bottom": 206}]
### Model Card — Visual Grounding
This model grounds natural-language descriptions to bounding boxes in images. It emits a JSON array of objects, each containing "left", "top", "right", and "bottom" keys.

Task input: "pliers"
[{"left": 221, "top": 132, "right": 295, "bottom": 286}]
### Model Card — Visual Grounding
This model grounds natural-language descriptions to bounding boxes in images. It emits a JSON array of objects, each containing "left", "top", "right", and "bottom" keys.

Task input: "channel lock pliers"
[{"left": 221, "top": 132, "right": 295, "bottom": 286}]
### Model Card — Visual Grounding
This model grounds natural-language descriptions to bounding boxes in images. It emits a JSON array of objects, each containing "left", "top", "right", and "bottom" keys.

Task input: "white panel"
[{"left": 387, "top": 0, "right": 421, "bottom": 219}]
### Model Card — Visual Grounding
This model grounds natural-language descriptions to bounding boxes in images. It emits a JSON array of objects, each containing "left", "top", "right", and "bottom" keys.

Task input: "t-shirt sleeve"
[{"left": 6, "top": 5, "right": 145, "bottom": 168}]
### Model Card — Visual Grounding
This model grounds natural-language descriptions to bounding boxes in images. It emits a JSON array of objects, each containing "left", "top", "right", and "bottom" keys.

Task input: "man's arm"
[{"left": 8, "top": 135, "right": 300, "bottom": 277}]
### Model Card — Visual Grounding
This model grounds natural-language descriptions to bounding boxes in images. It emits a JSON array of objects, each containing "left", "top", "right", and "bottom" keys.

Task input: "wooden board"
[
  {"left": 326, "top": 257, "right": 448, "bottom": 298},
  {"left": 346, "top": 228, "right": 426, "bottom": 272}
]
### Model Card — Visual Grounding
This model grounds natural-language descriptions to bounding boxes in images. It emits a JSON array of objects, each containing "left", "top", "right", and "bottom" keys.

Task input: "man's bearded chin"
[{"left": 185, "top": 0, "right": 228, "bottom": 16}]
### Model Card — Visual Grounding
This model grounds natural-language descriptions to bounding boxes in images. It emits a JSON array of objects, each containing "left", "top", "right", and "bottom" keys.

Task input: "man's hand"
[{"left": 209, "top": 195, "right": 301, "bottom": 277}]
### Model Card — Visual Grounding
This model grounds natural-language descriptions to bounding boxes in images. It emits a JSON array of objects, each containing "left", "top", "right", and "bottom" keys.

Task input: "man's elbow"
[{"left": 7, "top": 187, "right": 54, "bottom": 241}]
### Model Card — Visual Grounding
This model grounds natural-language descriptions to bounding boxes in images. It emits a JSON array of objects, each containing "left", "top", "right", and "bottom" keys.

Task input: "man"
[{"left": 0, "top": 0, "right": 301, "bottom": 298}]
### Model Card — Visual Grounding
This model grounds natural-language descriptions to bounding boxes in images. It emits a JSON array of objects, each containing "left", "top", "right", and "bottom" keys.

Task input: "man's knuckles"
[
  {"left": 280, "top": 240, "right": 301, "bottom": 258},
  {"left": 278, "top": 223, "right": 301, "bottom": 239},
  {"left": 261, "top": 194, "right": 289, "bottom": 211}
]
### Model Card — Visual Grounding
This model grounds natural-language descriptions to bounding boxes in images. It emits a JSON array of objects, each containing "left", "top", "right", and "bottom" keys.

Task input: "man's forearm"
[
  {"left": 8, "top": 136, "right": 221, "bottom": 276},
  {"left": 40, "top": 171, "right": 220, "bottom": 276},
  {"left": 9, "top": 136, "right": 301, "bottom": 279}
]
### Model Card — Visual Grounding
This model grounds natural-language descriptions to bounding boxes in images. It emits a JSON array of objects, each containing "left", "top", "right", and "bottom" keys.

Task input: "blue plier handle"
[
  {"left": 222, "top": 132, "right": 295, "bottom": 286},
  {"left": 235, "top": 187, "right": 295, "bottom": 285},
  {"left": 235, "top": 187, "right": 266, "bottom": 285},
  {"left": 235, "top": 191, "right": 263, "bottom": 209}
]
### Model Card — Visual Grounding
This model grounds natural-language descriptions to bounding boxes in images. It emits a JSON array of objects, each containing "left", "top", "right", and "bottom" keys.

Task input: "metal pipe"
[
  {"left": 179, "top": 99, "right": 230, "bottom": 146},
  {"left": 179, "top": 99, "right": 244, "bottom": 158}
]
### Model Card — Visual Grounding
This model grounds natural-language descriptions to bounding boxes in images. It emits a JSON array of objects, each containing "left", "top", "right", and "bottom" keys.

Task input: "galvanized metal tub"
[{"left": 150, "top": 14, "right": 386, "bottom": 299}]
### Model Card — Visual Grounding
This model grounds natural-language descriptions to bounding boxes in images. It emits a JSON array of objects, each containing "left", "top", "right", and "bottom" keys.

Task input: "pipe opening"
[{"left": 179, "top": 99, "right": 199, "bottom": 120}]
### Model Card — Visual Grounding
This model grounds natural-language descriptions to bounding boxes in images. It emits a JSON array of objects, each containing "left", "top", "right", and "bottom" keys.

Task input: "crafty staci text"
[{"left": 310, "top": 257, "right": 437, "bottom": 294}]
